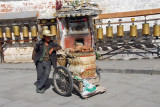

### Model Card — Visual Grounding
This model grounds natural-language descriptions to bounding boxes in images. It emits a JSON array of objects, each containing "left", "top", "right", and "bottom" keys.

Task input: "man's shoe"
[
  {"left": 36, "top": 87, "right": 45, "bottom": 93},
  {"left": 40, "top": 88, "right": 45, "bottom": 93}
]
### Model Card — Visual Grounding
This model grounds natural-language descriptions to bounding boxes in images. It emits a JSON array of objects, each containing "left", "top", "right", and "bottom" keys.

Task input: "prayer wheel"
[
  {"left": 0, "top": 28, "right": 3, "bottom": 38},
  {"left": 13, "top": 26, "right": 20, "bottom": 36},
  {"left": 97, "top": 27, "right": 103, "bottom": 40},
  {"left": 31, "top": 26, "right": 37, "bottom": 37},
  {"left": 130, "top": 25, "right": 137, "bottom": 37},
  {"left": 159, "top": 25, "right": 160, "bottom": 36},
  {"left": 5, "top": 27, "right": 12, "bottom": 38},
  {"left": 106, "top": 26, "right": 113, "bottom": 38},
  {"left": 42, "top": 26, "right": 48, "bottom": 31},
  {"left": 50, "top": 25, "right": 57, "bottom": 36},
  {"left": 51, "top": 19, "right": 55, "bottom": 23},
  {"left": 153, "top": 24, "right": 160, "bottom": 37},
  {"left": 117, "top": 25, "right": 124, "bottom": 37},
  {"left": 22, "top": 26, "right": 29, "bottom": 38},
  {"left": 142, "top": 23, "right": 150, "bottom": 35}
]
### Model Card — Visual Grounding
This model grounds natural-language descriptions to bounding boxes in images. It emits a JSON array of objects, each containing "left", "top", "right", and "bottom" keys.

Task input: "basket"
[{"left": 57, "top": 58, "right": 66, "bottom": 67}]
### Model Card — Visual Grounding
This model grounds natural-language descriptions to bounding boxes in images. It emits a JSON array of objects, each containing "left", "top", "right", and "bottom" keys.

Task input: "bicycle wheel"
[{"left": 53, "top": 66, "right": 73, "bottom": 96}]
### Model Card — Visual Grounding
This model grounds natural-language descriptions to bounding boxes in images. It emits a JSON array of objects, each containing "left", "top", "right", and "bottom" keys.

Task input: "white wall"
[
  {"left": 92, "top": 0, "right": 160, "bottom": 13},
  {"left": 0, "top": 0, "right": 56, "bottom": 13}
]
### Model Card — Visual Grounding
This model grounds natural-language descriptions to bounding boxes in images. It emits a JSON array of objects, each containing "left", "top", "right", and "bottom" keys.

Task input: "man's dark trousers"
[{"left": 36, "top": 61, "right": 51, "bottom": 89}]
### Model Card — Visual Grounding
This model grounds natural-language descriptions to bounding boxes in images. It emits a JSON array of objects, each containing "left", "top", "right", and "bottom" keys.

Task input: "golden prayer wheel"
[
  {"left": 22, "top": 26, "right": 29, "bottom": 38},
  {"left": 5, "top": 27, "right": 12, "bottom": 38},
  {"left": 142, "top": 23, "right": 150, "bottom": 35},
  {"left": 50, "top": 25, "right": 57, "bottom": 36},
  {"left": 31, "top": 26, "right": 37, "bottom": 37},
  {"left": 51, "top": 19, "right": 55, "bottom": 23},
  {"left": 117, "top": 25, "right": 124, "bottom": 37},
  {"left": 106, "top": 26, "right": 113, "bottom": 38},
  {"left": 130, "top": 25, "right": 137, "bottom": 37},
  {"left": 42, "top": 26, "right": 48, "bottom": 31},
  {"left": 0, "top": 28, "right": 3, "bottom": 38},
  {"left": 13, "top": 26, "right": 20, "bottom": 36},
  {"left": 97, "top": 27, "right": 103, "bottom": 40},
  {"left": 153, "top": 24, "right": 160, "bottom": 37}
]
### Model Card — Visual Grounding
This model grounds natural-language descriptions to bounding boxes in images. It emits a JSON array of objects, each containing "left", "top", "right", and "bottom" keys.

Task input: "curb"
[
  {"left": 99, "top": 68, "right": 160, "bottom": 75},
  {"left": 1, "top": 68, "right": 160, "bottom": 75}
]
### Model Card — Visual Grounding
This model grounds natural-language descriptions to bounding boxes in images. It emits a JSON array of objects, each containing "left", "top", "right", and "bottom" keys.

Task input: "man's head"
[{"left": 42, "top": 30, "right": 53, "bottom": 43}]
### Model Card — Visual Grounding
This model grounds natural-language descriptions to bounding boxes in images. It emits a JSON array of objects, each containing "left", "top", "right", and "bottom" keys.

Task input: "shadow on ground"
[{"left": 45, "top": 78, "right": 82, "bottom": 98}]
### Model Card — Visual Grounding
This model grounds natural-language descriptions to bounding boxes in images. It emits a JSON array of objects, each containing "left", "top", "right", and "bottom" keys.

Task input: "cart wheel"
[
  {"left": 96, "top": 68, "right": 100, "bottom": 79},
  {"left": 53, "top": 66, "right": 73, "bottom": 96}
]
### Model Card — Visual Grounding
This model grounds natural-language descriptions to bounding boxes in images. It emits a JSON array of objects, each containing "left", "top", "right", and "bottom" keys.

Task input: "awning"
[
  {"left": 56, "top": 3, "right": 101, "bottom": 18},
  {"left": 0, "top": 11, "right": 38, "bottom": 20},
  {"left": 37, "top": 10, "right": 56, "bottom": 19}
]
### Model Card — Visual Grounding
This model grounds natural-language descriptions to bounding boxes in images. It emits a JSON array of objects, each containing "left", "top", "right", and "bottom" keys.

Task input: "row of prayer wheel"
[
  {"left": 0, "top": 25, "right": 57, "bottom": 39},
  {"left": 0, "top": 26, "right": 37, "bottom": 39},
  {"left": 97, "top": 23, "right": 160, "bottom": 39}
]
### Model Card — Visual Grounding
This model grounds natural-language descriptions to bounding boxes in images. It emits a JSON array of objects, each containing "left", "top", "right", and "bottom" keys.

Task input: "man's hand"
[
  {"left": 49, "top": 48, "right": 54, "bottom": 55},
  {"left": 49, "top": 46, "right": 62, "bottom": 55}
]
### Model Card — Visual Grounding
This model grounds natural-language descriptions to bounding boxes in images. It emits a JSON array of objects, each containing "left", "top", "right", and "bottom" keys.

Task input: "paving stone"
[
  {"left": 28, "top": 100, "right": 60, "bottom": 107},
  {"left": 49, "top": 96, "right": 74, "bottom": 105},
  {"left": 125, "top": 99, "right": 160, "bottom": 107},
  {"left": 1, "top": 99, "right": 33, "bottom": 107},
  {"left": 0, "top": 98, "right": 11, "bottom": 106}
]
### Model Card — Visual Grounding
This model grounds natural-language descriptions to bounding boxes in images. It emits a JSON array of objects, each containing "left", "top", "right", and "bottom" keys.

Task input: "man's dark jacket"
[{"left": 32, "top": 39, "right": 61, "bottom": 68}]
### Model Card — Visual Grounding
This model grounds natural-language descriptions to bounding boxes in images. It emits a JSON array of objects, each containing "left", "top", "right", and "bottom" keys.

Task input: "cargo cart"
[{"left": 53, "top": 50, "right": 106, "bottom": 98}]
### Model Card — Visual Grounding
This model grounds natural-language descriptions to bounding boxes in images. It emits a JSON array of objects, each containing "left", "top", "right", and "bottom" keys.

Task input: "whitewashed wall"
[
  {"left": 92, "top": 0, "right": 160, "bottom": 13},
  {"left": 0, "top": 0, "right": 55, "bottom": 13}
]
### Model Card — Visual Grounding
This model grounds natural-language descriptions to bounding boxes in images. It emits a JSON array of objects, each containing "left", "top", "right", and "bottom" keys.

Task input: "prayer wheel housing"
[
  {"left": 106, "top": 26, "right": 113, "bottom": 38},
  {"left": 0, "top": 28, "right": 3, "bottom": 38},
  {"left": 130, "top": 25, "right": 137, "bottom": 37},
  {"left": 5, "top": 27, "right": 12, "bottom": 39},
  {"left": 142, "top": 23, "right": 150, "bottom": 35},
  {"left": 153, "top": 24, "right": 160, "bottom": 37},
  {"left": 13, "top": 26, "right": 20, "bottom": 37},
  {"left": 22, "top": 26, "right": 29, "bottom": 38},
  {"left": 31, "top": 26, "right": 37, "bottom": 37},
  {"left": 42, "top": 26, "right": 49, "bottom": 31},
  {"left": 50, "top": 25, "right": 57, "bottom": 36},
  {"left": 97, "top": 27, "right": 103, "bottom": 40},
  {"left": 117, "top": 25, "right": 124, "bottom": 37}
]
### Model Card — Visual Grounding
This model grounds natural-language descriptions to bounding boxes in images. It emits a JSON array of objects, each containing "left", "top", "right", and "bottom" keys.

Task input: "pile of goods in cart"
[
  {"left": 56, "top": 46, "right": 106, "bottom": 98},
  {"left": 69, "top": 45, "right": 94, "bottom": 53}
]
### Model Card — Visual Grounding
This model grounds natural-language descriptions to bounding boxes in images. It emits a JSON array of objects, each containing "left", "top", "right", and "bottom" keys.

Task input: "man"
[{"left": 32, "top": 30, "right": 62, "bottom": 93}]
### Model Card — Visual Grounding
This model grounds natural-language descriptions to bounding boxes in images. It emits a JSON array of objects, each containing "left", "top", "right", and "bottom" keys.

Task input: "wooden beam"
[
  {"left": 94, "top": 18, "right": 160, "bottom": 25},
  {"left": 96, "top": 8, "right": 160, "bottom": 19}
]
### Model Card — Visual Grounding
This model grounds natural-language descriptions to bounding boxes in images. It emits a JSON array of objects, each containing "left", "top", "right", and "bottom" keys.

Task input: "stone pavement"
[{"left": 0, "top": 61, "right": 160, "bottom": 107}]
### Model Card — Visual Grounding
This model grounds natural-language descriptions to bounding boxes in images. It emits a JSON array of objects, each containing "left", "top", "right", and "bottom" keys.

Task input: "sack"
[
  {"left": 69, "top": 54, "right": 96, "bottom": 65},
  {"left": 74, "top": 77, "right": 96, "bottom": 96},
  {"left": 82, "top": 79, "right": 96, "bottom": 96},
  {"left": 68, "top": 64, "right": 96, "bottom": 78}
]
